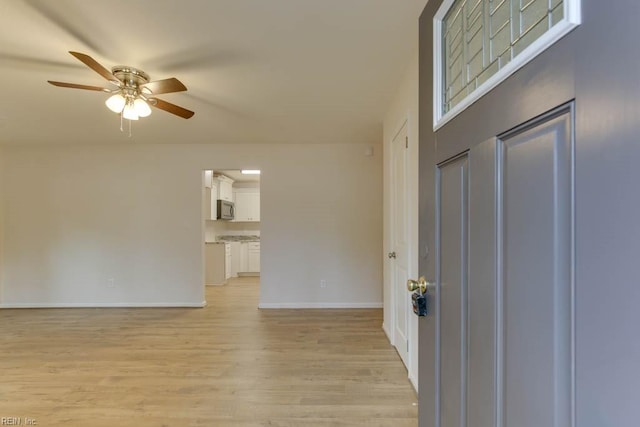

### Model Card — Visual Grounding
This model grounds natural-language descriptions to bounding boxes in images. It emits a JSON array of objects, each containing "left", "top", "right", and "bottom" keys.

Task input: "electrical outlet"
[
  {"left": 107, "top": 278, "right": 115, "bottom": 288},
  {"left": 320, "top": 279, "right": 327, "bottom": 288}
]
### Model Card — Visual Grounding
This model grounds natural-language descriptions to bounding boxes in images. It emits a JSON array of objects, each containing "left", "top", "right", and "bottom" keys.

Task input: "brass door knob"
[{"left": 407, "top": 276, "right": 436, "bottom": 293}]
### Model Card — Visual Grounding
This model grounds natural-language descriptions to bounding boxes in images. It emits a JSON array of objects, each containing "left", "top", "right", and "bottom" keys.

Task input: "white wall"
[
  {"left": 382, "top": 51, "right": 420, "bottom": 389},
  {"left": 204, "top": 219, "right": 229, "bottom": 242},
  {"left": 0, "top": 142, "right": 382, "bottom": 308}
]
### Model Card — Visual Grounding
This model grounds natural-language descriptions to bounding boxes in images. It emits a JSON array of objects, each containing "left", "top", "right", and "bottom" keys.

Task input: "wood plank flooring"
[{"left": 0, "top": 277, "right": 418, "bottom": 426}]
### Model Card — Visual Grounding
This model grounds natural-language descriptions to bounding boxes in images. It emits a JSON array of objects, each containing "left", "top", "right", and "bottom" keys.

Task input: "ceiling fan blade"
[
  {"left": 150, "top": 98, "right": 195, "bottom": 119},
  {"left": 48, "top": 81, "right": 107, "bottom": 91},
  {"left": 69, "top": 51, "right": 119, "bottom": 84},
  {"left": 140, "top": 78, "right": 187, "bottom": 95}
]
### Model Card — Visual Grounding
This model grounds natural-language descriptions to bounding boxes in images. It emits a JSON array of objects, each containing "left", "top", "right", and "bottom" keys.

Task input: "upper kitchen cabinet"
[
  {"left": 213, "top": 174, "right": 234, "bottom": 202},
  {"left": 233, "top": 188, "right": 260, "bottom": 222},
  {"left": 204, "top": 182, "right": 217, "bottom": 221}
]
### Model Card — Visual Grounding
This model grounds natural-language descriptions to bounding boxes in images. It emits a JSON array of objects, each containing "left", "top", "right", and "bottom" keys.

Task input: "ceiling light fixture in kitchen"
[{"left": 241, "top": 170, "right": 261, "bottom": 175}]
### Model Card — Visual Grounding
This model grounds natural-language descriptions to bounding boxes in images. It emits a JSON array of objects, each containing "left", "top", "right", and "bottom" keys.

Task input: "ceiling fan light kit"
[
  {"left": 48, "top": 51, "right": 194, "bottom": 134},
  {"left": 104, "top": 66, "right": 153, "bottom": 121},
  {"left": 133, "top": 98, "right": 151, "bottom": 117},
  {"left": 105, "top": 93, "right": 126, "bottom": 113}
]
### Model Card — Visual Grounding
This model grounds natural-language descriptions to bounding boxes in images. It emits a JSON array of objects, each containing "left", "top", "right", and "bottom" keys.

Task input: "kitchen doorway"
[{"left": 202, "top": 169, "right": 261, "bottom": 301}]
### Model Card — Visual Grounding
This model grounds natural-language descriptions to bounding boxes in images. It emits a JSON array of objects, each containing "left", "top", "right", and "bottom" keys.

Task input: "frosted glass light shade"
[
  {"left": 122, "top": 103, "right": 139, "bottom": 120},
  {"left": 105, "top": 94, "right": 125, "bottom": 113},
  {"left": 133, "top": 98, "right": 151, "bottom": 117}
]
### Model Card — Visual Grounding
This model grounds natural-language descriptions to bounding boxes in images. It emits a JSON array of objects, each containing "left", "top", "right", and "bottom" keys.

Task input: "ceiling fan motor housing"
[{"left": 111, "top": 66, "right": 150, "bottom": 95}]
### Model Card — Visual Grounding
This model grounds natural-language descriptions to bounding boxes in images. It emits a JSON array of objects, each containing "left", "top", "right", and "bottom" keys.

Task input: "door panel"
[
  {"left": 500, "top": 108, "right": 574, "bottom": 427},
  {"left": 436, "top": 155, "right": 468, "bottom": 427},
  {"left": 467, "top": 139, "right": 498, "bottom": 427}
]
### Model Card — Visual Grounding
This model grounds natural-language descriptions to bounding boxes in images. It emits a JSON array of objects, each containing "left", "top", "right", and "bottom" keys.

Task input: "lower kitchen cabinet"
[
  {"left": 238, "top": 241, "right": 260, "bottom": 274},
  {"left": 229, "top": 242, "right": 241, "bottom": 278},
  {"left": 224, "top": 243, "right": 231, "bottom": 280},
  {"left": 248, "top": 242, "right": 260, "bottom": 272}
]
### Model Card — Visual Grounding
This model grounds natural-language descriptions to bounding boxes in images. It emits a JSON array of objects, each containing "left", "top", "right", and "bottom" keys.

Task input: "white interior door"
[{"left": 391, "top": 123, "right": 410, "bottom": 367}]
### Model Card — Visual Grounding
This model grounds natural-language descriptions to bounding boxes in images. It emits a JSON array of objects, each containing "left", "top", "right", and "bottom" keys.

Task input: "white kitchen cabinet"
[
  {"left": 233, "top": 189, "right": 260, "bottom": 222},
  {"left": 204, "top": 184, "right": 217, "bottom": 221},
  {"left": 224, "top": 243, "right": 231, "bottom": 280},
  {"left": 238, "top": 241, "right": 260, "bottom": 274},
  {"left": 248, "top": 241, "right": 260, "bottom": 272},
  {"left": 229, "top": 242, "right": 241, "bottom": 277},
  {"left": 210, "top": 183, "right": 217, "bottom": 219},
  {"left": 214, "top": 175, "right": 234, "bottom": 202},
  {"left": 239, "top": 242, "right": 249, "bottom": 272}
]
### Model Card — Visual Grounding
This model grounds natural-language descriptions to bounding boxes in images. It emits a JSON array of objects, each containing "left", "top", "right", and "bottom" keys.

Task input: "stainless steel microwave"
[{"left": 217, "top": 200, "right": 235, "bottom": 220}]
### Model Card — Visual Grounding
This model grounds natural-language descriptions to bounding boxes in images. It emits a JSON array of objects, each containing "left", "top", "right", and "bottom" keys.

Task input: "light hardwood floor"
[{"left": 0, "top": 277, "right": 418, "bottom": 426}]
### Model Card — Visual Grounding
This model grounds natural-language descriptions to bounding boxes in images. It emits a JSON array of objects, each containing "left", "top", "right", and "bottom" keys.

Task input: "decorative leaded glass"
[{"left": 442, "top": 0, "right": 565, "bottom": 114}]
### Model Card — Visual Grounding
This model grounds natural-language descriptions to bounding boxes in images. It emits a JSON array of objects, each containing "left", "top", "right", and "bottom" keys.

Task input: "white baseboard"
[
  {"left": 382, "top": 321, "right": 393, "bottom": 345},
  {"left": 0, "top": 301, "right": 207, "bottom": 309},
  {"left": 409, "top": 372, "right": 418, "bottom": 393},
  {"left": 258, "top": 302, "right": 383, "bottom": 309}
]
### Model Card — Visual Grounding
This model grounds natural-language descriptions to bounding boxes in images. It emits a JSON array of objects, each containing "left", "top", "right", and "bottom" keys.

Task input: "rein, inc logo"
[{"left": 1, "top": 418, "right": 38, "bottom": 425}]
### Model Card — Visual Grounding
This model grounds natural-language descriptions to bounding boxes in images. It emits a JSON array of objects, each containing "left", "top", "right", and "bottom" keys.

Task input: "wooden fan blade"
[
  {"left": 48, "top": 81, "right": 106, "bottom": 91},
  {"left": 150, "top": 98, "right": 195, "bottom": 119},
  {"left": 69, "top": 51, "right": 119, "bottom": 84},
  {"left": 140, "top": 78, "right": 187, "bottom": 95}
]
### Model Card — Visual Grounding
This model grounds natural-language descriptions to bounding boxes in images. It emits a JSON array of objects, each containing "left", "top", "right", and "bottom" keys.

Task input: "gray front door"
[
  {"left": 433, "top": 107, "right": 574, "bottom": 427},
  {"left": 418, "top": 1, "right": 640, "bottom": 427}
]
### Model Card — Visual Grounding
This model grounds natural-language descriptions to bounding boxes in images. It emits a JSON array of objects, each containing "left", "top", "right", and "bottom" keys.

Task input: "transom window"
[{"left": 433, "top": 0, "right": 581, "bottom": 129}]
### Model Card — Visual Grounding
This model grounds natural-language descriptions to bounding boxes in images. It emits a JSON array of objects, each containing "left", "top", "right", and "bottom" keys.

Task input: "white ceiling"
[
  {"left": 0, "top": 0, "right": 427, "bottom": 146},
  {"left": 217, "top": 170, "right": 260, "bottom": 183}
]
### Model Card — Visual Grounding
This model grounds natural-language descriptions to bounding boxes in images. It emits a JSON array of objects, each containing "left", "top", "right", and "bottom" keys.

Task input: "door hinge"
[{"left": 405, "top": 136, "right": 408, "bottom": 149}]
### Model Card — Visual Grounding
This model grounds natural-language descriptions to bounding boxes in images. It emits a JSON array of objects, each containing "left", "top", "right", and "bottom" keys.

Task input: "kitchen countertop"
[{"left": 216, "top": 235, "right": 260, "bottom": 242}]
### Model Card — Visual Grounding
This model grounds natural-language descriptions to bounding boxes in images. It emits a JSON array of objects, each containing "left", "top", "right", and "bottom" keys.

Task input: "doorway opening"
[{"left": 202, "top": 169, "right": 261, "bottom": 303}]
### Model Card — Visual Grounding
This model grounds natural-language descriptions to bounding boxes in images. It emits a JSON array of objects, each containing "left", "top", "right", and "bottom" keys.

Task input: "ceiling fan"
[{"left": 48, "top": 51, "right": 195, "bottom": 125}]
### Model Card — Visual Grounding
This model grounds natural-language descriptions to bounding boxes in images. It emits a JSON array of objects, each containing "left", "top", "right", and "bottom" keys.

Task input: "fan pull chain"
[{"left": 117, "top": 112, "right": 133, "bottom": 137}]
